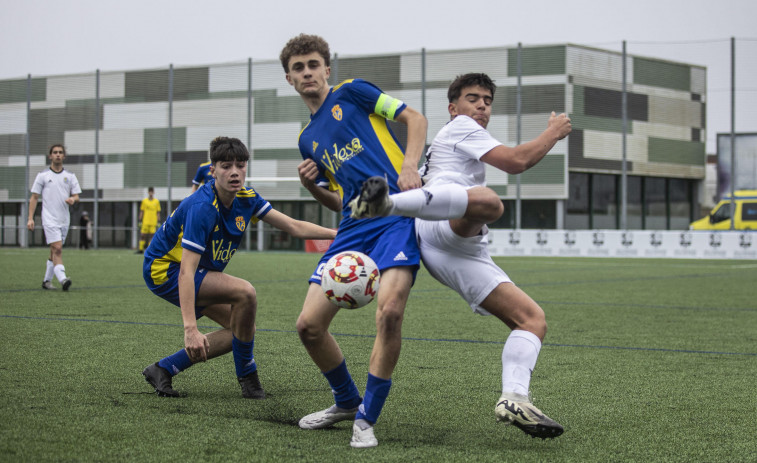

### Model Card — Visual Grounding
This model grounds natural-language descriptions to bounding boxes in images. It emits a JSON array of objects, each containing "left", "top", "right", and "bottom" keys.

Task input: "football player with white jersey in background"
[
  {"left": 351, "top": 73, "right": 572, "bottom": 439},
  {"left": 27, "top": 144, "right": 82, "bottom": 291}
]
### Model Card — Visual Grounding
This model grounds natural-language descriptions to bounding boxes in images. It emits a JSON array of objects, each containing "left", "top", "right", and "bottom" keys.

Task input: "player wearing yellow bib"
[{"left": 137, "top": 187, "right": 161, "bottom": 254}]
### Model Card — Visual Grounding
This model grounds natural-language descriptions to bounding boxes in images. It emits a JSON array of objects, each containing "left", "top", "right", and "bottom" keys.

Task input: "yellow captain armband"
[{"left": 375, "top": 93, "right": 404, "bottom": 121}]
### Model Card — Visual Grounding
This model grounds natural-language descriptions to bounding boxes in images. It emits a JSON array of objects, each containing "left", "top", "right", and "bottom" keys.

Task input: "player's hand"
[
  {"left": 65, "top": 197, "right": 76, "bottom": 206},
  {"left": 184, "top": 328, "right": 210, "bottom": 362},
  {"left": 397, "top": 168, "right": 422, "bottom": 191},
  {"left": 26, "top": 218, "right": 34, "bottom": 231},
  {"left": 548, "top": 111, "right": 572, "bottom": 140},
  {"left": 297, "top": 159, "right": 320, "bottom": 187}
]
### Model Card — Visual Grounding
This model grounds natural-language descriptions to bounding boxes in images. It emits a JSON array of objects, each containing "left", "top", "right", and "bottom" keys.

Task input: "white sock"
[
  {"left": 389, "top": 184, "right": 468, "bottom": 220},
  {"left": 44, "top": 260, "right": 55, "bottom": 282},
  {"left": 501, "top": 329, "right": 542, "bottom": 398},
  {"left": 54, "top": 264, "right": 68, "bottom": 284}
]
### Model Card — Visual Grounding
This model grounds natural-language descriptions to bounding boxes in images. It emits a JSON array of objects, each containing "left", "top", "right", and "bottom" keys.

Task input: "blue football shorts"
[
  {"left": 309, "top": 216, "right": 420, "bottom": 284},
  {"left": 143, "top": 259, "right": 209, "bottom": 319}
]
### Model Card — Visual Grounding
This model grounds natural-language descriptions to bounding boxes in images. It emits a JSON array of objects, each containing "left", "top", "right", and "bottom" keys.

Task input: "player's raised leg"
[{"left": 350, "top": 176, "right": 503, "bottom": 226}]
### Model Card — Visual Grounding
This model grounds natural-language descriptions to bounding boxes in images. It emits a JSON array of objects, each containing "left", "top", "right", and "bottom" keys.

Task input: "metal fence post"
[
  {"left": 621, "top": 40, "right": 628, "bottom": 230},
  {"left": 94, "top": 69, "right": 100, "bottom": 248},
  {"left": 167, "top": 64, "right": 174, "bottom": 214},
  {"left": 516, "top": 43, "right": 522, "bottom": 229}
]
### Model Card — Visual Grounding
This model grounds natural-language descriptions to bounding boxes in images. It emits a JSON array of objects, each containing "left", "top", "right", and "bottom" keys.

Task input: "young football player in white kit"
[
  {"left": 351, "top": 73, "right": 572, "bottom": 439},
  {"left": 27, "top": 144, "right": 81, "bottom": 291}
]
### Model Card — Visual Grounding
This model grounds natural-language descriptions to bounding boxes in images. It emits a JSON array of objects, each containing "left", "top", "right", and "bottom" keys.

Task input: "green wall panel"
[
  {"left": 495, "top": 85, "right": 565, "bottom": 115},
  {"left": 143, "top": 127, "right": 186, "bottom": 153},
  {"left": 125, "top": 67, "right": 209, "bottom": 102},
  {"left": 573, "top": 84, "right": 584, "bottom": 115},
  {"left": 251, "top": 148, "right": 304, "bottom": 161},
  {"left": 333, "top": 55, "right": 402, "bottom": 91},
  {"left": 648, "top": 137, "right": 705, "bottom": 165},
  {"left": 253, "top": 91, "right": 310, "bottom": 124},
  {"left": 0, "top": 134, "right": 27, "bottom": 157},
  {"left": 0, "top": 166, "right": 29, "bottom": 198},
  {"left": 509, "top": 154, "right": 565, "bottom": 184},
  {"left": 634, "top": 58, "right": 691, "bottom": 92},
  {"left": 490, "top": 185, "right": 509, "bottom": 195},
  {"left": 122, "top": 152, "right": 189, "bottom": 188},
  {"left": 0, "top": 77, "right": 46, "bottom": 104},
  {"left": 570, "top": 114, "right": 629, "bottom": 133},
  {"left": 508, "top": 46, "right": 566, "bottom": 76}
]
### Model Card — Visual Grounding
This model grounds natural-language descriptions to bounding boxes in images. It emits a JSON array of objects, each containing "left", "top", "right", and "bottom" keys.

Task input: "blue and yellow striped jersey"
[
  {"left": 145, "top": 180, "right": 271, "bottom": 285},
  {"left": 297, "top": 79, "right": 407, "bottom": 223},
  {"left": 192, "top": 161, "right": 213, "bottom": 186}
]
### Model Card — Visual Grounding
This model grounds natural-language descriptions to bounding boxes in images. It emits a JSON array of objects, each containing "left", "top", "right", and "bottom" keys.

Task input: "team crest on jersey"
[
  {"left": 235, "top": 216, "right": 246, "bottom": 232},
  {"left": 312, "top": 141, "right": 319, "bottom": 154},
  {"left": 331, "top": 105, "right": 343, "bottom": 121}
]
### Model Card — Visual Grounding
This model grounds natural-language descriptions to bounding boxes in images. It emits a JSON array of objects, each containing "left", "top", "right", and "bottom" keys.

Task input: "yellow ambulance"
[{"left": 689, "top": 190, "right": 757, "bottom": 230}]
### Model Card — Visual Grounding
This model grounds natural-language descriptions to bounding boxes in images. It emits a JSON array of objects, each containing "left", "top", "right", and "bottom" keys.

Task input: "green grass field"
[{"left": 1, "top": 248, "right": 755, "bottom": 462}]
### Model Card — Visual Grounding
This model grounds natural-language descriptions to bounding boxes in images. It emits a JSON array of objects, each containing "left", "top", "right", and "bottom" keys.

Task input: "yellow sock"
[{"left": 139, "top": 240, "right": 145, "bottom": 251}]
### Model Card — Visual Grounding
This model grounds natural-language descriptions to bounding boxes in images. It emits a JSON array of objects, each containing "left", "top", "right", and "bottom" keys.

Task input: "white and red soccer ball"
[{"left": 321, "top": 251, "right": 380, "bottom": 309}]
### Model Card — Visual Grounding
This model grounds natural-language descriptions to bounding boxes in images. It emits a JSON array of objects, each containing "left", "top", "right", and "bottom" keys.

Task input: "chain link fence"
[{"left": 1, "top": 39, "right": 755, "bottom": 248}]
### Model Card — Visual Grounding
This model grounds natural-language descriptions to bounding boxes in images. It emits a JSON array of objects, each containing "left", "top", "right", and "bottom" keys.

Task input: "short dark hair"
[
  {"left": 49, "top": 144, "right": 66, "bottom": 155},
  {"left": 209, "top": 137, "right": 250, "bottom": 164},
  {"left": 147, "top": 187, "right": 154, "bottom": 193},
  {"left": 280, "top": 33, "right": 331, "bottom": 72},
  {"left": 447, "top": 73, "right": 496, "bottom": 103}
]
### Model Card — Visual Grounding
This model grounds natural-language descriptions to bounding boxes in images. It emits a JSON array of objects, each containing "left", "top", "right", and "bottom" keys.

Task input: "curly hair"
[
  {"left": 447, "top": 73, "right": 496, "bottom": 103},
  {"left": 209, "top": 137, "right": 250, "bottom": 164},
  {"left": 279, "top": 33, "right": 331, "bottom": 72}
]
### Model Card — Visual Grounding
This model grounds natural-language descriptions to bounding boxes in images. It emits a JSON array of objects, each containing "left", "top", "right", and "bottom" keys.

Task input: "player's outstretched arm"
[
  {"left": 262, "top": 209, "right": 336, "bottom": 240},
  {"left": 482, "top": 112, "right": 571, "bottom": 174}
]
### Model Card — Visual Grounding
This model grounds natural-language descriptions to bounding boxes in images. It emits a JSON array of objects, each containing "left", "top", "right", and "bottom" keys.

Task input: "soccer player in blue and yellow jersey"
[
  {"left": 141, "top": 136, "right": 336, "bottom": 399},
  {"left": 280, "top": 34, "right": 428, "bottom": 448},
  {"left": 191, "top": 160, "right": 213, "bottom": 193}
]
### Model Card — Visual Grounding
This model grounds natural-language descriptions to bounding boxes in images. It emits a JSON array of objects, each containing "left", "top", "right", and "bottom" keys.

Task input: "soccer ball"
[{"left": 321, "top": 251, "right": 380, "bottom": 309}]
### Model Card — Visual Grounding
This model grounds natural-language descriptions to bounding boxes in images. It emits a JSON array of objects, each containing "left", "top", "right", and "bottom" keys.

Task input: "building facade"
[{"left": 0, "top": 43, "right": 706, "bottom": 248}]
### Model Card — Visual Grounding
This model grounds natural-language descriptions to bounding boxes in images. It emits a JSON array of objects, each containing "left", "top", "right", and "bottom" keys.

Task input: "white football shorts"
[
  {"left": 43, "top": 223, "right": 69, "bottom": 245},
  {"left": 415, "top": 218, "right": 511, "bottom": 315}
]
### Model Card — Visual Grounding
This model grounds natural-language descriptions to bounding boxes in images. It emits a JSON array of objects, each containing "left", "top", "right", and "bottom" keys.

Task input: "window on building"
[
  {"left": 626, "top": 176, "right": 643, "bottom": 229},
  {"left": 669, "top": 178, "right": 693, "bottom": 230},
  {"left": 645, "top": 177, "right": 667, "bottom": 229},
  {"left": 592, "top": 174, "right": 617, "bottom": 229},
  {"left": 566, "top": 172, "right": 590, "bottom": 229},
  {"left": 522, "top": 200, "right": 556, "bottom": 229}
]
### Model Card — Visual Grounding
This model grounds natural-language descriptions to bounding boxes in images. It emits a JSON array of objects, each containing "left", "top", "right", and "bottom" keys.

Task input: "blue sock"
[
  {"left": 232, "top": 335, "right": 256, "bottom": 378},
  {"left": 158, "top": 349, "right": 192, "bottom": 376},
  {"left": 355, "top": 373, "right": 392, "bottom": 424},
  {"left": 323, "top": 359, "right": 362, "bottom": 409}
]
